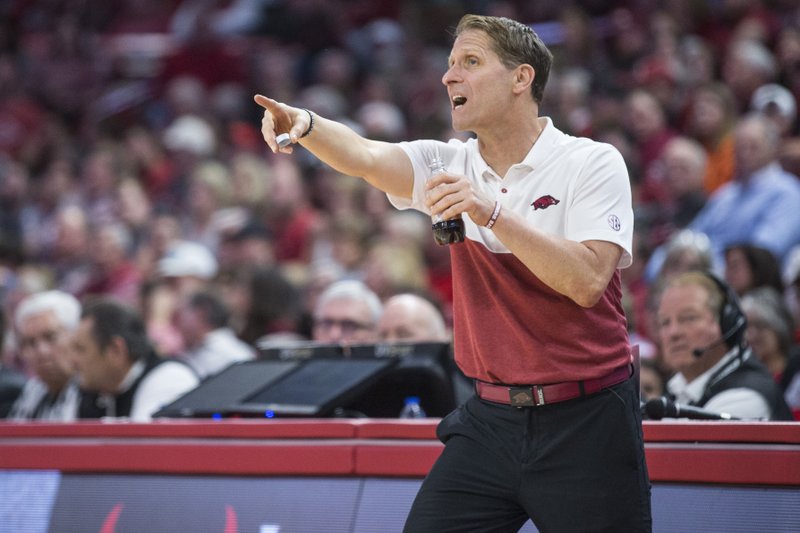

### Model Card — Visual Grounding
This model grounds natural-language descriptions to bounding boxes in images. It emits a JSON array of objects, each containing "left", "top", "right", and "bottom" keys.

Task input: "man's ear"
[
  {"left": 105, "top": 336, "right": 130, "bottom": 367},
  {"left": 512, "top": 64, "right": 535, "bottom": 95}
]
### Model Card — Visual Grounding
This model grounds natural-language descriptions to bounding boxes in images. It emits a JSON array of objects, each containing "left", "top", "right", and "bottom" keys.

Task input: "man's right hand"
[
  {"left": 253, "top": 93, "right": 414, "bottom": 200},
  {"left": 254, "top": 95, "right": 311, "bottom": 154}
]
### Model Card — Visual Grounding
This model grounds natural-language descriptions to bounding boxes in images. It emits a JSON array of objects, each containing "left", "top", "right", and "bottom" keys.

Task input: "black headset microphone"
[
  {"left": 691, "top": 318, "right": 745, "bottom": 358},
  {"left": 691, "top": 272, "right": 748, "bottom": 358}
]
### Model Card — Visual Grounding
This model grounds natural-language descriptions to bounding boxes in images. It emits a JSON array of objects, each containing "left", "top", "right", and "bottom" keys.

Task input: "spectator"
[
  {"left": 623, "top": 88, "right": 678, "bottom": 206},
  {"left": 750, "top": 83, "right": 797, "bottom": 138},
  {"left": 80, "top": 223, "right": 142, "bottom": 305},
  {"left": 160, "top": 7, "right": 246, "bottom": 91},
  {"left": 174, "top": 290, "right": 255, "bottom": 380},
  {"left": 623, "top": 285, "right": 658, "bottom": 361},
  {"left": 25, "top": 14, "right": 102, "bottom": 122},
  {"left": 115, "top": 177, "right": 153, "bottom": 255},
  {"left": 377, "top": 291, "right": 474, "bottom": 408},
  {"left": 0, "top": 55, "right": 48, "bottom": 159},
  {"left": 362, "top": 241, "right": 429, "bottom": 300},
  {"left": 686, "top": 82, "right": 738, "bottom": 193},
  {"left": 312, "top": 280, "right": 381, "bottom": 344},
  {"left": 162, "top": 113, "right": 218, "bottom": 179},
  {"left": 639, "top": 357, "right": 666, "bottom": 403},
  {"left": 139, "top": 277, "right": 184, "bottom": 358},
  {"left": 656, "top": 271, "right": 792, "bottom": 420},
  {"left": 135, "top": 212, "right": 182, "bottom": 280},
  {"left": 750, "top": 82, "right": 800, "bottom": 177},
  {"left": 0, "top": 309, "right": 25, "bottom": 417},
  {"left": 228, "top": 152, "right": 271, "bottom": 215},
  {"left": 157, "top": 240, "right": 219, "bottom": 299},
  {"left": 632, "top": 12, "right": 685, "bottom": 122},
  {"left": 50, "top": 205, "right": 91, "bottom": 295},
  {"left": 182, "top": 159, "right": 237, "bottom": 252},
  {"left": 71, "top": 297, "right": 199, "bottom": 421},
  {"left": 648, "top": 229, "right": 714, "bottom": 284},
  {"left": 740, "top": 288, "right": 800, "bottom": 396},
  {"left": 723, "top": 243, "right": 784, "bottom": 297},
  {"left": 687, "top": 113, "right": 800, "bottom": 268},
  {"left": 678, "top": 36, "right": 716, "bottom": 92},
  {"left": 222, "top": 220, "right": 275, "bottom": 270},
  {"left": 784, "top": 246, "right": 800, "bottom": 341},
  {"left": 169, "top": 0, "right": 267, "bottom": 40},
  {"left": 641, "top": 230, "right": 715, "bottom": 347},
  {"left": 722, "top": 39, "right": 779, "bottom": 112},
  {"left": 266, "top": 157, "right": 322, "bottom": 265},
  {"left": 355, "top": 100, "right": 408, "bottom": 142},
  {"left": 784, "top": 247, "right": 800, "bottom": 418},
  {"left": 776, "top": 26, "right": 800, "bottom": 104},
  {"left": 135, "top": 227, "right": 197, "bottom": 357},
  {"left": 122, "top": 126, "right": 176, "bottom": 200},
  {"left": 8, "top": 291, "right": 82, "bottom": 421},
  {"left": 235, "top": 266, "right": 304, "bottom": 347},
  {"left": 315, "top": 214, "right": 371, "bottom": 281},
  {"left": 378, "top": 293, "right": 449, "bottom": 343},
  {"left": 79, "top": 146, "right": 122, "bottom": 227},
  {"left": 0, "top": 157, "right": 30, "bottom": 260},
  {"left": 659, "top": 136, "right": 708, "bottom": 230}
]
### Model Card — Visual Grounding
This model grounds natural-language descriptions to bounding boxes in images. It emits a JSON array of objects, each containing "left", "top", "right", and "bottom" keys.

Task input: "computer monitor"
[
  {"left": 260, "top": 341, "right": 458, "bottom": 417},
  {"left": 154, "top": 341, "right": 458, "bottom": 419}
]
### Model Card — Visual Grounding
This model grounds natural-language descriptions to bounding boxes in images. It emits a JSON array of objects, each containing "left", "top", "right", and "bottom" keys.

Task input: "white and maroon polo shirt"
[{"left": 390, "top": 118, "right": 634, "bottom": 385}]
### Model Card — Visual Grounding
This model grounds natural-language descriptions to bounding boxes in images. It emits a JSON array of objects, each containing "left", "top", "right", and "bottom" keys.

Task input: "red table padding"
[{"left": 1, "top": 420, "right": 798, "bottom": 484}]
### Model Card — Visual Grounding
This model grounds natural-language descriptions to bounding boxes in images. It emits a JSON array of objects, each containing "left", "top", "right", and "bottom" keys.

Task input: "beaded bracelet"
[
  {"left": 300, "top": 109, "right": 314, "bottom": 138},
  {"left": 485, "top": 201, "right": 502, "bottom": 229}
]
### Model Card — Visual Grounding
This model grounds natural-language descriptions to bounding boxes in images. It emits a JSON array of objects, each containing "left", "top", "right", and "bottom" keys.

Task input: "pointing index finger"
[
  {"left": 254, "top": 94, "right": 276, "bottom": 110},
  {"left": 254, "top": 94, "right": 294, "bottom": 153}
]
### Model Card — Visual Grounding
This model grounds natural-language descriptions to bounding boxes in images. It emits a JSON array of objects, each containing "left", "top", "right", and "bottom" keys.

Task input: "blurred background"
[{"left": 1, "top": 0, "right": 799, "bottom": 408}]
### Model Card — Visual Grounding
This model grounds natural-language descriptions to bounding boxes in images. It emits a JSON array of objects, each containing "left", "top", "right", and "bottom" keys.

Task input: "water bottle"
[
  {"left": 428, "top": 153, "right": 466, "bottom": 246},
  {"left": 399, "top": 396, "right": 427, "bottom": 419}
]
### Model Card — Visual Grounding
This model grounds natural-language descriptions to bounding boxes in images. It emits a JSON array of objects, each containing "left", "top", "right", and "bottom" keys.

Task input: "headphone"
[{"left": 702, "top": 271, "right": 748, "bottom": 351}]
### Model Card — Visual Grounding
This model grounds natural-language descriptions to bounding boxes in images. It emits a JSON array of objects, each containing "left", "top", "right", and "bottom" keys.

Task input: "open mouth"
[{"left": 452, "top": 95, "right": 467, "bottom": 109}]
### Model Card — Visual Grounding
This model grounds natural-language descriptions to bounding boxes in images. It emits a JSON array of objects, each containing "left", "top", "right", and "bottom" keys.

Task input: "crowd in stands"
[{"left": 1, "top": 0, "right": 800, "bottom": 420}]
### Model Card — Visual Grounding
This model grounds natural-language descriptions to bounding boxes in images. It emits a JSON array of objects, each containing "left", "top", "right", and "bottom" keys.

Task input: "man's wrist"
[
  {"left": 485, "top": 201, "right": 502, "bottom": 229},
  {"left": 300, "top": 108, "right": 314, "bottom": 138}
]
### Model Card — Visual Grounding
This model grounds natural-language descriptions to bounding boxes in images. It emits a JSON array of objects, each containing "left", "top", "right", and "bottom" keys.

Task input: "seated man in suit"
[{"left": 71, "top": 297, "right": 199, "bottom": 421}]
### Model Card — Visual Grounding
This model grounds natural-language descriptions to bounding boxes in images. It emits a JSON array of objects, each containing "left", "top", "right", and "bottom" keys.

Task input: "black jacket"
[{"left": 696, "top": 347, "right": 793, "bottom": 421}]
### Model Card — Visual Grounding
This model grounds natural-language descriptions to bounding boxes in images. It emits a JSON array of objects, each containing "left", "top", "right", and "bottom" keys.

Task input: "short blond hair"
[{"left": 455, "top": 14, "right": 552, "bottom": 103}]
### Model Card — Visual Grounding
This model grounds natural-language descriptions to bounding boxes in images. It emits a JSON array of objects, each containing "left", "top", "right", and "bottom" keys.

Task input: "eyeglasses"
[{"left": 314, "top": 318, "right": 373, "bottom": 334}]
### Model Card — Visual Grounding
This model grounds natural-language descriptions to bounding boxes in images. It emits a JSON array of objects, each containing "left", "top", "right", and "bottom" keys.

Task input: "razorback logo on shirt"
[{"left": 531, "top": 195, "right": 560, "bottom": 210}]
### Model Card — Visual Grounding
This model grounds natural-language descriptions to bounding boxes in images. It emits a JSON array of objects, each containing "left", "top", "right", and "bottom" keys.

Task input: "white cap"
[
  {"left": 751, "top": 83, "right": 797, "bottom": 123},
  {"left": 163, "top": 115, "right": 217, "bottom": 155},
  {"left": 158, "top": 241, "right": 218, "bottom": 279}
]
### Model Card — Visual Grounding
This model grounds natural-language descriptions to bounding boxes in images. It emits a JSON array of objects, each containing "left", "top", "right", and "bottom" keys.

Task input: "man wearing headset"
[{"left": 656, "top": 270, "right": 792, "bottom": 420}]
